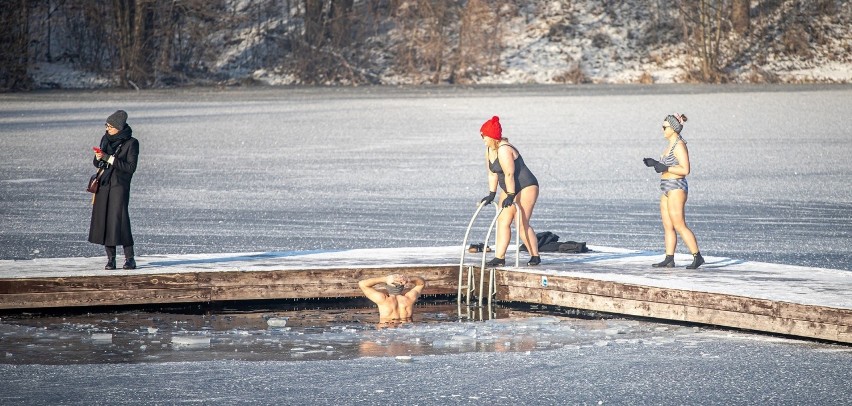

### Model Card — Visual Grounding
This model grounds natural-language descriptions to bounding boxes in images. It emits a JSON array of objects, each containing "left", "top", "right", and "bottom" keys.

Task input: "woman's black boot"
[
  {"left": 486, "top": 257, "right": 505, "bottom": 267},
  {"left": 104, "top": 246, "right": 117, "bottom": 270},
  {"left": 123, "top": 245, "right": 136, "bottom": 270},
  {"left": 527, "top": 256, "right": 541, "bottom": 266},
  {"left": 652, "top": 254, "right": 675, "bottom": 268},
  {"left": 686, "top": 252, "right": 705, "bottom": 269}
]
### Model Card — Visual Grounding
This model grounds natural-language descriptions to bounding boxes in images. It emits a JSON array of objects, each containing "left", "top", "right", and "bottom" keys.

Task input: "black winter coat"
[{"left": 88, "top": 127, "right": 139, "bottom": 246}]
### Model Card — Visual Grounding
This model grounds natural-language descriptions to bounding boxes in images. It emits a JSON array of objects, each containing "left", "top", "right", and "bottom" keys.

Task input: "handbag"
[{"left": 87, "top": 168, "right": 103, "bottom": 193}]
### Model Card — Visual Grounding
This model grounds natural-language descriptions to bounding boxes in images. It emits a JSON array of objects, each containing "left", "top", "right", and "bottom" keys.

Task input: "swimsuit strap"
[
  {"left": 498, "top": 144, "right": 520, "bottom": 156},
  {"left": 489, "top": 144, "right": 517, "bottom": 162},
  {"left": 666, "top": 138, "right": 679, "bottom": 157}
]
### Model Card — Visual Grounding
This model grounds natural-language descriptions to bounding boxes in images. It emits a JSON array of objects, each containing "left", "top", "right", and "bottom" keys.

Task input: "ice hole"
[{"left": 0, "top": 297, "right": 690, "bottom": 364}]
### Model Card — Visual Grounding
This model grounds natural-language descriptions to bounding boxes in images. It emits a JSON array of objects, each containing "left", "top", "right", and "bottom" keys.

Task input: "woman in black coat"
[{"left": 88, "top": 110, "right": 139, "bottom": 270}]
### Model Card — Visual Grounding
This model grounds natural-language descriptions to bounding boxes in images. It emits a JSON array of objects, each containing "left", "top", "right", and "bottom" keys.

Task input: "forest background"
[{"left": 1, "top": 0, "right": 850, "bottom": 91}]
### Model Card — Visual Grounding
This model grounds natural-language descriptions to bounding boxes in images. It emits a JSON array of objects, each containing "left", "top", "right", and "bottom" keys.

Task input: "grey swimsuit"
[
  {"left": 489, "top": 145, "right": 539, "bottom": 193},
  {"left": 659, "top": 137, "right": 688, "bottom": 196}
]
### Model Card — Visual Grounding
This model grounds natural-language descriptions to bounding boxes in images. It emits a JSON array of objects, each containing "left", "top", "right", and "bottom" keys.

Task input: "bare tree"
[
  {"left": 328, "top": 0, "right": 354, "bottom": 47},
  {"left": 731, "top": 0, "right": 749, "bottom": 35},
  {"left": 392, "top": 0, "right": 502, "bottom": 84},
  {"left": 677, "top": 0, "right": 731, "bottom": 82},
  {"left": 452, "top": 0, "right": 501, "bottom": 84},
  {"left": 393, "top": 0, "right": 448, "bottom": 83},
  {"left": 44, "top": 0, "right": 69, "bottom": 62},
  {"left": 0, "top": 0, "right": 31, "bottom": 91},
  {"left": 291, "top": 0, "right": 383, "bottom": 84},
  {"left": 304, "top": 0, "right": 324, "bottom": 47},
  {"left": 110, "top": 0, "right": 155, "bottom": 88}
]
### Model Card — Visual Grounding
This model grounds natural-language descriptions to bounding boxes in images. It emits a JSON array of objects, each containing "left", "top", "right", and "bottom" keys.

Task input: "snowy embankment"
[{"left": 27, "top": 0, "right": 852, "bottom": 88}]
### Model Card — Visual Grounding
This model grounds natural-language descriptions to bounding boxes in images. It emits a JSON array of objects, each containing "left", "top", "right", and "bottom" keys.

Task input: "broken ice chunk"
[
  {"left": 266, "top": 317, "right": 289, "bottom": 328},
  {"left": 171, "top": 336, "right": 210, "bottom": 348}
]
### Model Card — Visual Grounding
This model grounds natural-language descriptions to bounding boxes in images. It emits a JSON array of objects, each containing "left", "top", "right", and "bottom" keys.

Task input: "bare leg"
[
  {"left": 516, "top": 186, "right": 539, "bottom": 257},
  {"left": 665, "top": 190, "right": 699, "bottom": 254},
  {"left": 494, "top": 191, "right": 512, "bottom": 259},
  {"left": 651, "top": 194, "right": 677, "bottom": 268},
  {"left": 659, "top": 194, "right": 677, "bottom": 255}
]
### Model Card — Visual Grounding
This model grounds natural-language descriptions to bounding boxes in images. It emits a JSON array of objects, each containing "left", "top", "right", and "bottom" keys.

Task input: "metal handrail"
[
  {"left": 458, "top": 201, "right": 499, "bottom": 309},
  {"left": 458, "top": 198, "right": 527, "bottom": 316},
  {"left": 478, "top": 202, "right": 522, "bottom": 308}
]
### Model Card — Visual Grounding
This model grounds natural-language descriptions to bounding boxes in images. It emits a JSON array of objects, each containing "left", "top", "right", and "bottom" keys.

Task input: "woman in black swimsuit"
[{"left": 478, "top": 116, "right": 541, "bottom": 266}]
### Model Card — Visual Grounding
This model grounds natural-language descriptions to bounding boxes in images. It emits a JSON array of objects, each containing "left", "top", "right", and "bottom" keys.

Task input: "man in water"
[{"left": 358, "top": 274, "right": 426, "bottom": 324}]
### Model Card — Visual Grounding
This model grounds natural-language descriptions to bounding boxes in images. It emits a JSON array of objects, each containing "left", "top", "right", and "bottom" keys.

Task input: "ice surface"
[
  {"left": 1, "top": 332, "right": 851, "bottom": 405},
  {"left": 0, "top": 86, "right": 850, "bottom": 271}
]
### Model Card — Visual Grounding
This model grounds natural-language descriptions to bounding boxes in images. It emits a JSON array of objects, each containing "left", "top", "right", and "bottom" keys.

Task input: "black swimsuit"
[{"left": 489, "top": 145, "right": 539, "bottom": 193}]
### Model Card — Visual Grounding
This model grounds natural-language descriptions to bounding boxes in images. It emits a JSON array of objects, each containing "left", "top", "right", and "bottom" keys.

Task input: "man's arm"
[
  {"left": 404, "top": 276, "right": 426, "bottom": 302},
  {"left": 359, "top": 276, "right": 388, "bottom": 304}
]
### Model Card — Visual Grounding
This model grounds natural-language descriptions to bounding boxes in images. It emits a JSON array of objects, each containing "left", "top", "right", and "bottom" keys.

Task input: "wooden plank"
[
  {"left": 0, "top": 273, "right": 201, "bottom": 294},
  {"left": 196, "top": 267, "right": 458, "bottom": 287},
  {"left": 497, "top": 285, "right": 852, "bottom": 344},
  {"left": 0, "top": 266, "right": 461, "bottom": 309},
  {"left": 496, "top": 271, "right": 852, "bottom": 326},
  {"left": 209, "top": 284, "right": 458, "bottom": 301},
  {"left": 0, "top": 288, "right": 214, "bottom": 309}
]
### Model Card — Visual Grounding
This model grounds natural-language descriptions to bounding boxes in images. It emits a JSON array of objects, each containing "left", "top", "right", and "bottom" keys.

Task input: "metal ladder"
[{"left": 457, "top": 201, "right": 523, "bottom": 319}]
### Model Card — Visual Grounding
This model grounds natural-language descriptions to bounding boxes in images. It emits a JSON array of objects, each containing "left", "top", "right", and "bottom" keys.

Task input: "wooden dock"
[{"left": 0, "top": 246, "right": 849, "bottom": 344}]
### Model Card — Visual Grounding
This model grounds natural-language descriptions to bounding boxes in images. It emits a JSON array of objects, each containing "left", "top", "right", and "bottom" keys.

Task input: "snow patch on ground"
[{"left": 29, "top": 62, "right": 114, "bottom": 89}]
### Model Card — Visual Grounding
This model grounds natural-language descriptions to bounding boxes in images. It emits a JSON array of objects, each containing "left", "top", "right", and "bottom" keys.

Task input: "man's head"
[{"left": 385, "top": 274, "right": 409, "bottom": 295}]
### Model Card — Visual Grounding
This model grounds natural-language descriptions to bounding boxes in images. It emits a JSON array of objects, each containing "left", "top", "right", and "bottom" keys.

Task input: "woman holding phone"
[{"left": 88, "top": 110, "right": 139, "bottom": 270}]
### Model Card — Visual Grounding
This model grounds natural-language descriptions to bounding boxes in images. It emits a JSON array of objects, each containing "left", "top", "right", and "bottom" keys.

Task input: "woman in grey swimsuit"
[
  {"left": 643, "top": 114, "right": 704, "bottom": 269},
  {"left": 478, "top": 116, "right": 541, "bottom": 266}
]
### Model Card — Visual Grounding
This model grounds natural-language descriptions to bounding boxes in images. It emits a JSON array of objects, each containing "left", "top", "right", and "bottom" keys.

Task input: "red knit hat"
[{"left": 480, "top": 116, "right": 502, "bottom": 140}]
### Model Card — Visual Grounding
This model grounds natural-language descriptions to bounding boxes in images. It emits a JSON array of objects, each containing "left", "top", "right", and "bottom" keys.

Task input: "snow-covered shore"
[{"left": 25, "top": 0, "right": 852, "bottom": 89}]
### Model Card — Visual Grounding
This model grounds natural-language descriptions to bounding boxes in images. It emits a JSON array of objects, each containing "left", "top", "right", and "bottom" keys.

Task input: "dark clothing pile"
[{"left": 519, "top": 231, "right": 588, "bottom": 253}]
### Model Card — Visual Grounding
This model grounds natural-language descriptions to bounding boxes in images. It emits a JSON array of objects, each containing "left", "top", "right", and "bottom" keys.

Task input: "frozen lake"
[
  {"left": 1, "top": 85, "right": 851, "bottom": 403},
  {"left": 1, "top": 85, "right": 850, "bottom": 270}
]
